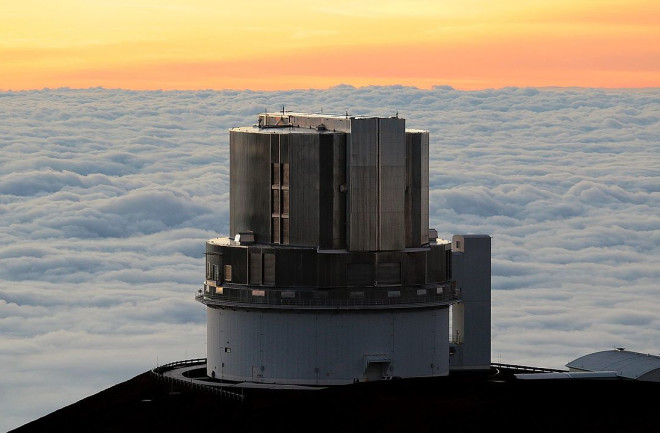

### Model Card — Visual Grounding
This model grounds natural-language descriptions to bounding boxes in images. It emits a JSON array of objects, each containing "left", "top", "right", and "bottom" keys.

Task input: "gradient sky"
[{"left": 2, "top": 0, "right": 659, "bottom": 90}]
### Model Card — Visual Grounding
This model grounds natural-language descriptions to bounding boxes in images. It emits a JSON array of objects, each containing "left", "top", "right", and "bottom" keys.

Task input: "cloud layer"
[{"left": 1, "top": 86, "right": 659, "bottom": 430}]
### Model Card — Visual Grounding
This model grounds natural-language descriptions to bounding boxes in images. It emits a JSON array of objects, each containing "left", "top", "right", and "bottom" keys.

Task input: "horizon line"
[{"left": 4, "top": 84, "right": 660, "bottom": 93}]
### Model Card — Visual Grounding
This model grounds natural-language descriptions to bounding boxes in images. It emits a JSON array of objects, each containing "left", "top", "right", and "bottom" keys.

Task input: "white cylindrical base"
[{"left": 206, "top": 306, "right": 449, "bottom": 385}]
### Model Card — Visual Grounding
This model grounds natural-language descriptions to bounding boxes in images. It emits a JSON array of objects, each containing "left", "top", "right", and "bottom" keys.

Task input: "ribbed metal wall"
[
  {"left": 420, "top": 132, "right": 430, "bottom": 246},
  {"left": 404, "top": 131, "right": 430, "bottom": 248},
  {"left": 230, "top": 129, "right": 346, "bottom": 249},
  {"left": 207, "top": 241, "right": 450, "bottom": 289},
  {"left": 378, "top": 118, "right": 406, "bottom": 251},
  {"left": 206, "top": 306, "right": 450, "bottom": 385},
  {"left": 289, "top": 133, "right": 320, "bottom": 246},
  {"left": 450, "top": 235, "right": 491, "bottom": 370},
  {"left": 348, "top": 118, "right": 379, "bottom": 251},
  {"left": 229, "top": 130, "right": 271, "bottom": 242}
]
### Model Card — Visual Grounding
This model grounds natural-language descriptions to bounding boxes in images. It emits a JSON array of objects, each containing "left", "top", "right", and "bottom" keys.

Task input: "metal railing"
[
  {"left": 151, "top": 358, "right": 245, "bottom": 402},
  {"left": 151, "top": 358, "right": 207, "bottom": 374}
]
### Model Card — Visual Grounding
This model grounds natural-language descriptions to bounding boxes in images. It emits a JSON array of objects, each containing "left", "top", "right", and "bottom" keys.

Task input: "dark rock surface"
[{"left": 11, "top": 367, "right": 660, "bottom": 432}]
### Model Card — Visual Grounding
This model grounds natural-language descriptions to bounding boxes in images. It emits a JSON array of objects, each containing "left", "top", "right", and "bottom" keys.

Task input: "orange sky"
[{"left": 1, "top": 0, "right": 659, "bottom": 91}]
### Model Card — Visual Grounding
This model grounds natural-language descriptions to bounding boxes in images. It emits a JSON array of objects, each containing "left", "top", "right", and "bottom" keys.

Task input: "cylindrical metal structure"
[
  {"left": 197, "top": 112, "right": 486, "bottom": 385},
  {"left": 206, "top": 306, "right": 450, "bottom": 384}
]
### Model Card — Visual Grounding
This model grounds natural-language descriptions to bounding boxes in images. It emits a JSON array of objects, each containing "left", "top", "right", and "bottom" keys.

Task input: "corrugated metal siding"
[
  {"left": 248, "top": 251, "right": 262, "bottom": 285},
  {"left": 405, "top": 251, "right": 427, "bottom": 285},
  {"left": 332, "top": 134, "right": 347, "bottom": 248},
  {"left": 348, "top": 165, "right": 378, "bottom": 250},
  {"left": 427, "top": 244, "right": 450, "bottom": 283},
  {"left": 207, "top": 307, "right": 450, "bottom": 384},
  {"left": 347, "top": 263, "right": 374, "bottom": 286},
  {"left": 220, "top": 245, "right": 246, "bottom": 284},
  {"left": 205, "top": 307, "right": 222, "bottom": 378},
  {"left": 230, "top": 131, "right": 271, "bottom": 242},
  {"left": 263, "top": 253, "right": 275, "bottom": 285},
  {"left": 317, "top": 253, "right": 346, "bottom": 288},
  {"left": 378, "top": 118, "right": 405, "bottom": 251},
  {"left": 289, "top": 133, "right": 320, "bottom": 246},
  {"left": 275, "top": 248, "right": 317, "bottom": 287},
  {"left": 376, "top": 262, "right": 401, "bottom": 285},
  {"left": 318, "top": 135, "right": 334, "bottom": 249},
  {"left": 405, "top": 132, "right": 421, "bottom": 248},
  {"left": 214, "top": 242, "right": 454, "bottom": 290},
  {"left": 348, "top": 118, "right": 378, "bottom": 251},
  {"left": 404, "top": 131, "right": 430, "bottom": 248},
  {"left": 451, "top": 235, "right": 491, "bottom": 368},
  {"left": 420, "top": 131, "right": 430, "bottom": 246}
]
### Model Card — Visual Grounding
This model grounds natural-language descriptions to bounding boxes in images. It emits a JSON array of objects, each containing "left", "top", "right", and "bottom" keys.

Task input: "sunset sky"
[{"left": 2, "top": 0, "right": 659, "bottom": 91}]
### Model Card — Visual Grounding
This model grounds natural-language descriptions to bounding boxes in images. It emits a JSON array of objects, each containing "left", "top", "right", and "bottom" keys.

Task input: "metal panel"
[
  {"left": 318, "top": 133, "right": 347, "bottom": 249},
  {"left": 420, "top": 131, "right": 430, "bottom": 245},
  {"left": 263, "top": 253, "right": 275, "bottom": 285},
  {"left": 348, "top": 118, "right": 378, "bottom": 251},
  {"left": 347, "top": 263, "right": 374, "bottom": 286},
  {"left": 317, "top": 253, "right": 346, "bottom": 288},
  {"left": 271, "top": 189, "right": 280, "bottom": 214},
  {"left": 427, "top": 244, "right": 450, "bottom": 283},
  {"left": 451, "top": 235, "right": 491, "bottom": 369},
  {"left": 282, "top": 218, "right": 289, "bottom": 244},
  {"left": 332, "top": 134, "right": 347, "bottom": 248},
  {"left": 349, "top": 118, "right": 378, "bottom": 166},
  {"left": 378, "top": 118, "right": 406, "bottom": 166},
  {"left": 376, "top": 262, "right": 401, "bottom": 285},
  {"left": 405, "top": 132, "right": 422, "bottom": 247},
  {"left": 280, "top": 134, "right": 289, "bottom": 164},
  {"left": 379, "top": 118, "right": 405, "bottom": 250},
  {"left": 405, "top": 131, "right": 429, "bottom": 247},
  {"left": 270, "top": 134, "right": 279, "bottom": 163},
  {"left": 276, "top": 248, "right": 317, "bottom": 287},
  {"left": 379, "top": 165, "right": 405, "bottom": 250},
  {"left": 230, "top": 131, "right": 271, "bottom": 242},
  {"left": 348, "top": 166, "right": 378, "bottom": 251},
  {"left": 271, "top": 217, "right": 280, "bottom": 243},
  {"left": 271, "top": 162, "right": 280, "bottom": 186},
  {"left": 207, "top": 307, "right": 450, "bottom": 384},
  {"left": 567, "top": 349, "right": 660, "bottom": 381},
  {"left": 391, "top": 309, "right": 450, "bottom": 378},
  {"left": 318, "top": 135, "right": 334, "bottom": 249},
  {"left": 223, "top": 245, "right": 248, "bottom": 284},
  {"left": 405, "top": 251, "right": 426, "bottom": 285},
  {"left": 249, "top": 252, "right": 262, "bottom": 285},
  {"left": 289, "top": 133, "right": 319, "bottom": 246}
]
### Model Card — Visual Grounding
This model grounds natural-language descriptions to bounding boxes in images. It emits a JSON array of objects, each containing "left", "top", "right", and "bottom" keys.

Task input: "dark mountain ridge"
[{"left": 12, "top": 365, "right": 660, "bottom": 433}]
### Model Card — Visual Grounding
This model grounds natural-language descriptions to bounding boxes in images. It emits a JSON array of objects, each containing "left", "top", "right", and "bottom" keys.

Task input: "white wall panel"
[{"left": 207, "top": 306, "right": 450, "bottom": 385}]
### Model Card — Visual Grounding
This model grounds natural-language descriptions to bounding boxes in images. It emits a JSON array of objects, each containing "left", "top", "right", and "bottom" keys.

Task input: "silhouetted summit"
[{"left": 12, "top": 365, "right": 660, "bottom": 433}]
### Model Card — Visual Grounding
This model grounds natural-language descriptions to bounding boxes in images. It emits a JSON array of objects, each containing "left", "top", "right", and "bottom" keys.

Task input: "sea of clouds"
[{"left": 1, "top": 85, "right": 659, "bottom": 430}]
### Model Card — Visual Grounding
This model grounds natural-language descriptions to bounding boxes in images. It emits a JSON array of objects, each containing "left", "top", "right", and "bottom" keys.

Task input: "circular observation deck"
[{"left": 196, "top": 282, "right": 459, "bottom": 311}]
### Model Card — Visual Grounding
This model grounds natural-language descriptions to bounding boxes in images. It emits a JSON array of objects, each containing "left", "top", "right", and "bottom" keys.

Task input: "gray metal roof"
[
  {"left": 516, "top": 371, "right": 620, "bottom": 380},
  {"left": 566, "top": 349, "right": 660, "bottom": 380}
]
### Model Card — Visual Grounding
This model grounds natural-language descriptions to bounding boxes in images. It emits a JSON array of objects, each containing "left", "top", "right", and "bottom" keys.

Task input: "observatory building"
[{"left": 196, "top": 112, "right": 491, "bottom": 385}]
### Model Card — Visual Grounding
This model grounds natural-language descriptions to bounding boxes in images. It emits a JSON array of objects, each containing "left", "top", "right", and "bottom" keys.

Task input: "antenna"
[{"left": 282, "top": 105, "right": 285, "bottom": 115}]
